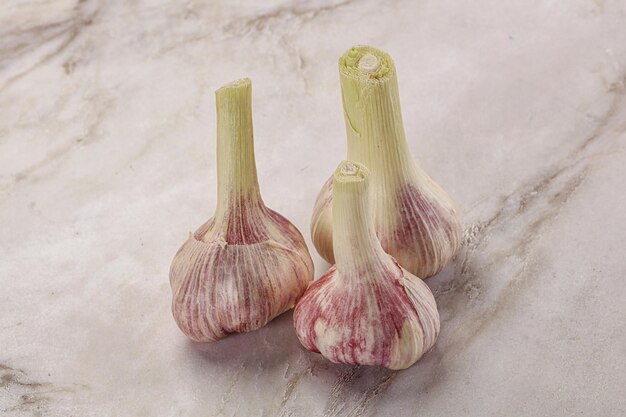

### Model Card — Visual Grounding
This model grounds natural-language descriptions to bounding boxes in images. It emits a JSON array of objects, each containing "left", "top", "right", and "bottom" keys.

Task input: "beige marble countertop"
[{"left": 2, "top": 0, "right": 626, "bottom": 416}]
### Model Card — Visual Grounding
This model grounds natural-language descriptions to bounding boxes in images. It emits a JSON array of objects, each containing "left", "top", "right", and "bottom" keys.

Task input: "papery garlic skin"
[
  {"left": 295, "top": 161, "right": 440, "bottom": 370},
  {"left": 311, "top": 46, "right": 462, "bottom": 278},
  {"left": 170, "top": 78, "right": 314, "bottom": 342}
]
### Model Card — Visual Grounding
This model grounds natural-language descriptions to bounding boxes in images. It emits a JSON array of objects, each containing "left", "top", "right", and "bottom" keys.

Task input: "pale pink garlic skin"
[
  {"left": 310, "top": 46, "right": 462, "bottom": 279},
  {"left": 296, "top": 161, "right": 440, "bottom": 370},
  {"left": 170, "top": 206, "right": 313, "bottom": 342},
  {"left": 170, "top": 78, "right": 313, "bottom": 342},
  {"left": 293, "top": 262, "right": 439, "bottom": 369}
]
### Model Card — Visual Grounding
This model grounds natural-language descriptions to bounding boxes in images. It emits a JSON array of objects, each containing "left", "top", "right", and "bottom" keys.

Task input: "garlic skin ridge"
[
  {"left": 295, "top": 161, "right": 440, "bottom": 370},
  {"left": 311, "top": 45, "right": 462, "bottom": 279},
  {"left": 170, "top": 78, "right": 314, "bottom": 342}
]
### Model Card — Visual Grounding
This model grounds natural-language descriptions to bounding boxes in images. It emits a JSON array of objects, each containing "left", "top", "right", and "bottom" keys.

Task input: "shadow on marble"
[{"left": 184, "top": 310, "right": 305, "bottom": 369}]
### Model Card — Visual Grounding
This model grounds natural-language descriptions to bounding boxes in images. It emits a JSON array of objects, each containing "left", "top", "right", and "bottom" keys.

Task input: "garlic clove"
[
  {"left": 170, "top": 78, "right": 314, "bottom": 342},
  {"left": 311, "top": 45, "right": 462, "bottom": 278},
  {"left": 295, "top": 161, "right": 440, "bottom": 369}
]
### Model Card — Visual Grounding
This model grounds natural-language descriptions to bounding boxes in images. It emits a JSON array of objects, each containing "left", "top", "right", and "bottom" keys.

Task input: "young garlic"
[
  {"left": 294, "top": 161, "right": 440, "bottom": 369},
  {"left": 311, "top": 46, "right": 462, "bottom": 278},
  {"left": 170, "top": 78, "right": 314, "bottom": 342}
]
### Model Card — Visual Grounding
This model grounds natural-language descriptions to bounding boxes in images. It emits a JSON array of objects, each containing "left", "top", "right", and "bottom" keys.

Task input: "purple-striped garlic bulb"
[
  {"left": 295, "top": 161, "right": 440, "bottom": 369},
  {"left": 311, "top": 46, "right": 462, "bottom": 278},
  {"left": 170, "top": 79, "right": 314, "bottom": 342}
]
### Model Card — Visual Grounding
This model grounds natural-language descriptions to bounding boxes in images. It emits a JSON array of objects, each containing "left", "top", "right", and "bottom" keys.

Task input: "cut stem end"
[
  {"left": 339, "top": 45, "right": 393, "bottom": 80},
  {"left": 335, "top": 160, "right": 369, "bottom": 183},
  {"left": 358, "top": 54, "right": 380, "bottom": 73}
]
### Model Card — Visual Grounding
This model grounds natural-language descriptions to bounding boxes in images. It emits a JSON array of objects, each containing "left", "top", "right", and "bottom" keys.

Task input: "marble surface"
[{"left": 2, "top": 0, "right": 626, "bottom": 415}]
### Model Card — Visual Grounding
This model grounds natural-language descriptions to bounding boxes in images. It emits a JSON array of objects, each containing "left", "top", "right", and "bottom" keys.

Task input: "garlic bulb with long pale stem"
[
  {"left": 170, "top": 78, "right": 314, "bottom": 342},
  {"left": 295, "top": 161, "right": 440, "bottom": 369},
  {"left": 311, "top": 46, "right": 462, "bottom": 278}
]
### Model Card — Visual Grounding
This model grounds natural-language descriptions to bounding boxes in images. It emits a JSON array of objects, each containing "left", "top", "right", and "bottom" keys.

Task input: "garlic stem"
[
  {"left": 215, "top": 78, "right": 262, "bottom": 213},
  {"left": 332, "top": 161, "right": 392, "bottom": 273},
  {"left": 211, "top": 78, "right": 265, "bottom": 244},
  {"left": 339, "top": 46, "right": 414, "bottom": 186}
]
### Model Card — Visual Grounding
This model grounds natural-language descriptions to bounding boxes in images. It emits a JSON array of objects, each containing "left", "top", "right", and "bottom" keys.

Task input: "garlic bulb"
[
  {"left": 311, "top": 45, "right": 462, "bottom": 278},
  {"left": 295, "top": 161, "right": 440, "bottom": 369},
  {"left": 170, "top": 78, "right": 314, "bottom": 342}
]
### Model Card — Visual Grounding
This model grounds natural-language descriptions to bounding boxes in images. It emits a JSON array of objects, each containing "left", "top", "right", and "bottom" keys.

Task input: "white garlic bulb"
[
  {"left": 295, "top": 161, "right": 440, "bottom": 369},
  {"left": 311, "top": 46, "right": 462, "bottom": 278},
  {"left": 170, "top": 79, "right": 314, "bottom": 342}
]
